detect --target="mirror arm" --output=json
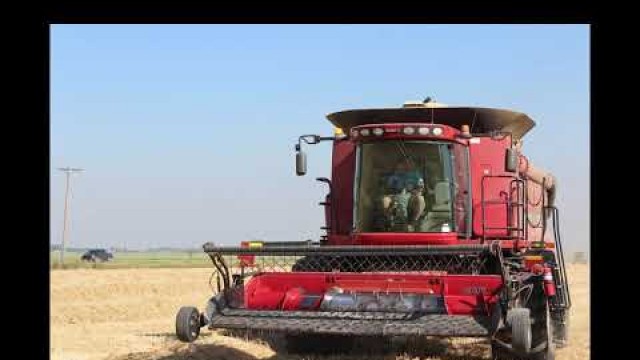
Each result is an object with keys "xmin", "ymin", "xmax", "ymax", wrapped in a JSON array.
[
  {"xmin": 295, "ymin": 134, "xmax": 337, "ymax": 161},
  {"xmin": 317, "ymin": 136, "xmax": 336, "ymax": 142},
  {"xmin": 298, "ymin": 135, "xmax": 336, "ymax": 146},
  {"xmin": 295, "ymin": 134, "xmax": 336, "ymax": 177}
]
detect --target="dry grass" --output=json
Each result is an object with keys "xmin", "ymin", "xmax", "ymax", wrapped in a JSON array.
[{"xmin": 51, "ymin": 264, "xmax": 589, "ymax": 360}]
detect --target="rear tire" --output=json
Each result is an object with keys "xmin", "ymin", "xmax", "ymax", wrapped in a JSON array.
[{"xmin": 176, "ymin": 306, "xmax": 200, "ymax": 343}]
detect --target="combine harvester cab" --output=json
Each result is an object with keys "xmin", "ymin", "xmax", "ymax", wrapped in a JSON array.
[{"xmin": 176, "ymin": 100, "xmax": 571, "ymax": 360}]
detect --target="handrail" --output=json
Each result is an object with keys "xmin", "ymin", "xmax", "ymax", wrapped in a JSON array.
[
  {"xmin": 203, "ymin": 243, "xmax": 491, "ymax": 255},
  {"xmin": 480, "ymin": 175, "xmax": 527, "ymax": 241}
]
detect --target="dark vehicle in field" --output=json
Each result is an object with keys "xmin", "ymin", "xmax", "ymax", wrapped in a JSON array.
[
  {"xmin": 81, "ymin": 249, "xmax": 113, "ymax": 262},
  {"xmin": 176, "ymin": 100, "xmax": 570, "ymax": 360}
]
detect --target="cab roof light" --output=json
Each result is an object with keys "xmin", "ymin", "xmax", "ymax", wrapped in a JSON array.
[
  {"xmin": 402, "ymin": 127, "xmax": 416, "ymax": 135},
  {"xmin": 460, "ymin": 124, "xmax": 471, "ymax": 138}
]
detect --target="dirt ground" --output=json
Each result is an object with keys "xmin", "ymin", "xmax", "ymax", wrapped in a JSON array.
[{"xmin": 51, "ymin": 264, "xmax": 589, "ymax": 360}]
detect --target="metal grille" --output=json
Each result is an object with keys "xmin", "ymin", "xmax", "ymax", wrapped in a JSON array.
[
  {"xmin": 204, "ymin": 243, "xmax": 501, "ymax": 294},
  {"xmin": 290, "ymin": 254, "xmax": 491, "ymax": 274},
  {"xmin": 209, "ymin": 310, "xmax": 492, "ymax": 336}
]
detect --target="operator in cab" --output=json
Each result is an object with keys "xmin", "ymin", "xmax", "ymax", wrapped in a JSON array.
[{"xmin": 380, "ymin": 161, "xmax": 427, "ymax": 232}]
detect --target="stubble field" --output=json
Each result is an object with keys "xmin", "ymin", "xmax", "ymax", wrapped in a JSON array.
[{"xmin": 51, "ymin": 264, "xmax": 588, "ymax": 360}]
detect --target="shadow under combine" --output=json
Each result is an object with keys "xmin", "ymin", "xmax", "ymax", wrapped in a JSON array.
[
  {"xmin": 109, "ymin": 344, "xmax": 263, "ymax": 360},
  {"xmin": 111, "ymin": 330, "xmax": 491, "ymax": 360}
]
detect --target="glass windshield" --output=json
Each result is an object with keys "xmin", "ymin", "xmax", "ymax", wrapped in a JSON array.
[{"xmin": 354, "ymin": 140, "xmax": 465, "ymax": 233}]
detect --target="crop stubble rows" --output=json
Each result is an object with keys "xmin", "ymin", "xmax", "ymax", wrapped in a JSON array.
[{"xmin": 51, "ymin": 264, "xmax": 589, "ymax": 360}]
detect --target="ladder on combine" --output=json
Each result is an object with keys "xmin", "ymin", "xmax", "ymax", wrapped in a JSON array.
[
  {"xmin": 480, "ymin": 174, "xmax": 571, "ymax": 311},
  {"xmin": 545, "ymin": 205, "xmax": 572, "ymax": 311},
  {"xmin": 480, "ymin": 175, "xmax": 527, "ymax": 241}
]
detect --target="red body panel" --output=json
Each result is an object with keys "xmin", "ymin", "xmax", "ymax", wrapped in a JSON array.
[
  {"xmin": 468, "ymin": 134, "xmax": 513, "ymax": 238},
  {"xmin": 353, "ymin": 232, "xmax": 460, "ymax": 245},
  {"xmin": 330, "ymin": 139, "xmax": 356, "ymax": 237},
  {"xmin": 244, "ymin": 272, "xmax": 503, "ymax": 315}
]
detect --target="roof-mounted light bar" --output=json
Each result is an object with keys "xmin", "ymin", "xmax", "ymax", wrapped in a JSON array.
[{"xmin": 351, "ymin": 124, "xmax": 449, "ymax": 139}]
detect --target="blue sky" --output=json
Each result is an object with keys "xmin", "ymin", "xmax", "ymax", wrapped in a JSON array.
[{"xmin": 50, "ymin": 24, "xmax": 589, "ymax": 252}]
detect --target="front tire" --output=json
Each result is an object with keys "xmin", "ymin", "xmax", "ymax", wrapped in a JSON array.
[
  {"xmin": 176, "ymin": 306, "xmax": 201, "ymax": 342},
  {"xmin": 551, "ymin": 310, "xmax": 569, "ymax": 348},
  {"xmin": 510, "ymin": 308, "xmax": 532, "ymax": 353},
  {"xmin": 532, "ymin": 305, "xmax": 555, "ymax": 360},
  {"xmin": 493, "ymin": 305, "xmax": 555, "ymax": 360}
]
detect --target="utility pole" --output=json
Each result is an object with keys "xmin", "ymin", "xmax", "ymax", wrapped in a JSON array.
[{"xmin": 58, "ymin": 167, "xmax": 84, "ymax": 265}]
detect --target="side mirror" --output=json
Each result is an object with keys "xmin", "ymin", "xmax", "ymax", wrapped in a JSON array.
[
  {"xmin": 505, "ymin": 148, "xmax": 518, "ymax": 172},
  {"xmin": 296, "ymin": 150, "xmax": 307, "ymax": 176}
]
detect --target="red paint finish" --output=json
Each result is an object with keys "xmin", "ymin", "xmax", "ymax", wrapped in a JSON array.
[
  {"xmin": 238, "ymin": 241, "xmax": 256, "ymax": 267},
  {"xmin": 468, "ymin": 134, "xmax": 514, "ymax": 238},
  {"xmin": 327, "ymin": 234, "xmax": 353, "ymax": 245},
  {"xmin": 281, "ymin": 287, "xmax": 306, "ymax": 310},
  {"xmin": 281, "ymin": 287, "xmax": 323, "ymax": 310},
  {"xmin": 329, "ymin": 138, "xmax": 356, "ymax": 238},
  {"xmin": 524, "ymin": 257, "xmax": 544, "ymax": 270},
  {"xmin": 543, "ymin": 267, "xmax": 556, "ymax": 296},
  {"xmin": 243, "ymin": 272, "xmax": 503, "ymax": 315},
  {"xmin": 530, "ymin": 264, "xmax": 544, "ymax": 275},
  {"xmin": 350, "ymin": 123, "xmax": 462, "ymax": 142},
  {"xmin": 330, "ymin": 274, "xmax": 446, "ymax": 294},
  {"xmin": 353, "ymin": 232, "xmax": 460, "ymax": 245}
]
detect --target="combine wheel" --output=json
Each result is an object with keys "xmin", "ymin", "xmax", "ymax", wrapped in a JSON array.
[
  {"xmin": 492, "ymin": 306, "xmax": 555, "ymax": 360},
  {"xmin": 532, "ymin": 306, "xmax": 555, "ymax": 360},
  {"xmin": 176, "ymin": 306, "xmax": 201, "ymax": 343},
  {"xmin": 510, "ymin": 308, "xmax": 532, "ymax": 353},
  {"xmin": 551, "ymin": 310, "xmax": 569, "ymax": 348}
]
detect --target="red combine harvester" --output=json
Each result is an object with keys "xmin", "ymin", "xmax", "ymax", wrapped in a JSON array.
[{"xmin": 176, "ymin": 100, "xmax": 571, "ymax": 359}]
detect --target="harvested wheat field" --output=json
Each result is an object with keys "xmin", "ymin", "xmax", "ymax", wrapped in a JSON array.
[{"xmin": 51, "ymin": 264, "xmax": 589, "ymax": 360}]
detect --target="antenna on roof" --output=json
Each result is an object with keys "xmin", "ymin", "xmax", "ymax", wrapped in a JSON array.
[{"xmin": 423, "ymin": 96, "xmax": 435, "ymax": 124}]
